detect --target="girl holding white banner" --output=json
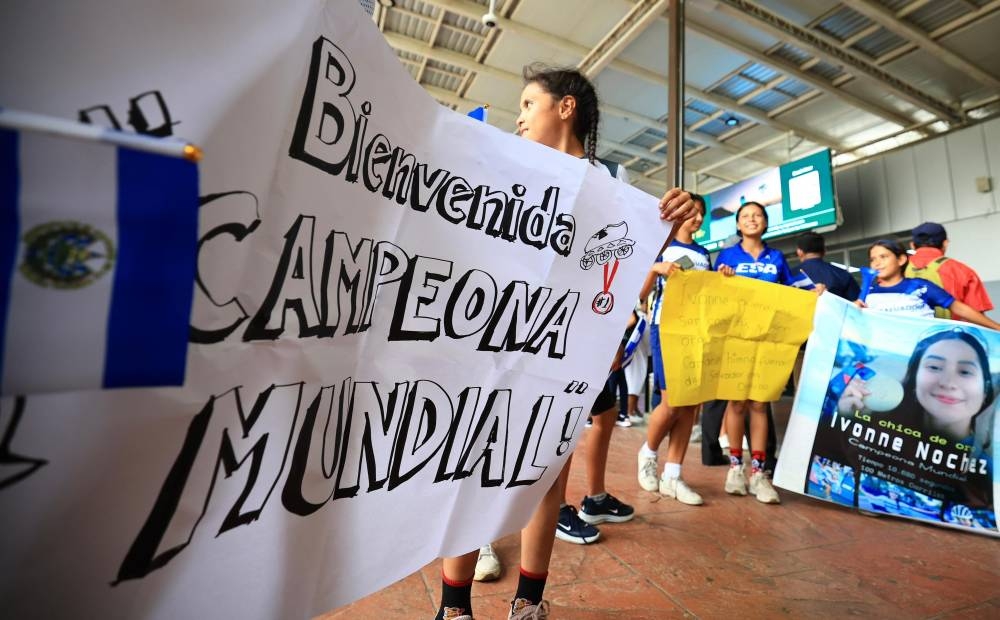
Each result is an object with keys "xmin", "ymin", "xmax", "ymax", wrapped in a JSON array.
[{"xmin": 435, "ymin": 66, "xmax": 696, "ymax": 620}]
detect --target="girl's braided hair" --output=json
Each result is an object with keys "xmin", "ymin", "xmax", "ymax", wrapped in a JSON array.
[{"xmin": 523, "ymin": 64, "xmax": 600, "ymax": 163}]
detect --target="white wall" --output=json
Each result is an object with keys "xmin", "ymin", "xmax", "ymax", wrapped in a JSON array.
[{"xmin": 830, "ymin": 116, "xmax": 1000, "ymax": 284}]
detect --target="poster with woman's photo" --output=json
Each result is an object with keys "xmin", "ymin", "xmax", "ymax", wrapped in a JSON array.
[{"xmin": 775, "ymin": 294, "xmax": 999, "ymax": 536}]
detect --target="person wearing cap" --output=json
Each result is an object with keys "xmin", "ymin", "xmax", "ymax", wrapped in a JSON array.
[{"xmin": 908, "ymin": 222, "xmax": 993, "ymax": 321}]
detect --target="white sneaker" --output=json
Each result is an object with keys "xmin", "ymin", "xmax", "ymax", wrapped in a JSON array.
[
  {"xmin": 725, "ymin": 465, "xmax": 748, "ymax": 495},
  {"xmin": 659, "ymin": 477, "xmax": 704, "ymax": 505},
  {"xmin": 750, "ymin": 471, "xmax": 781, "ymax": 504},
  {"xmin": 637, "ymin": 450, "xmax": 659, "ymax": 492},
  {"xmin": 473, "ymin": 543, "xmax": 501, "ymax": 581},
  {"xmin": 689, "ymin": 424, "xmax": 702, "ymax": 443},
  {"xmin": 615, "ymin": 414, "xmax": 632, "ymax": 428},
  {"xmin": 629, "ymin": 411, "xmax": 645, "ymax": 425},
  {"xmin": 718, "ymin": 434, "xmax": 730, "ymax": 449},
  {"xmin": 509, "ymin": 598, "xmax": 550, "ymax": 620}
]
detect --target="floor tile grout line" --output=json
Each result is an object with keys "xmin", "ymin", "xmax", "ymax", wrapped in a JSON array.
[{"xmin": 600, "ymin": 544, "xmax": 703, "ymax": 619}]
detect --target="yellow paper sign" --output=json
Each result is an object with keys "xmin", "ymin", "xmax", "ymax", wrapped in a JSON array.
[{"xmin": 659, "ymin": 270, "xmax": 817, "ymax": 405}]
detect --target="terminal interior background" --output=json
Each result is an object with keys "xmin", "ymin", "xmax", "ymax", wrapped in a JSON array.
[{"xmin": 366, "ymin": 0, "xmax": 1000, "ymax": 318}]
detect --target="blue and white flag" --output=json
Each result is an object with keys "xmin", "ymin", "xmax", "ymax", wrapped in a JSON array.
[
  {"xmin": 0, "ymin": 126, "xmax": 199, "ymax": 395},
  {"xmin": 467, "ymin": 105, "xmax": 489, "ymax": 122}
]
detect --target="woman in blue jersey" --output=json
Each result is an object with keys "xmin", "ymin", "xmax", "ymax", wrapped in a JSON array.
[
  {"xmin": 714, "ymin": 201, "xmax": 809, "ymax": 504},
  {"xmin": 636, "ymin": 194, "xmax": 712, "ymax": 505},
  {"xmin": 859, "ymin": 239, "xmax": 1000, "ymax": 330}
]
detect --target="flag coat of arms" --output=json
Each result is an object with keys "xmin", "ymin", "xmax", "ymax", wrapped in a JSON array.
[{"xmin": 0, "ymin": 127, "xmax": 199, "ymax": 395}]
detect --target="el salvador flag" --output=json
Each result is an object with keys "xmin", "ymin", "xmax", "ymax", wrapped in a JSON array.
[
  {"xmin": 0, "ymin": 126, "xmax": 199, "ymax": 395},
  {"xmin": 467, "ymin": 106, "xmax": 489, "ymax": 122}
]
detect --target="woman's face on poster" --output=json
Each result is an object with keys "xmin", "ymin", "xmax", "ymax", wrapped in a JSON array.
[{"xmin": 914, "ymin": 339, "xmax": 987, "ymax": 436}]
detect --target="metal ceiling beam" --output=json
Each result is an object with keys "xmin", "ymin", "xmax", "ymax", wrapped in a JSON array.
[
  {"xmin": 712, "ymin": 0, "xmax": 963, "ymax": 123},
  {"xmin": 697, "ymin": 132, "xmax": 791, "ymax": 174},
  {"xmin": 388, "ymin": 30, "xmax": 787, "ymax": 165},
  {"xmin": 685, "ymin": 21, "xmax": 914, "ymax": 129},
  {"xmin": 597, "ymin": 102, "xmax": 783, "ymax": 166},
  {"xmin": 685, "ymin": 84, "xmax": 838, "ymax": 150},
  {"xmin": 413, "ymin": 0, "xmax": 838, "ymax": 149},
  {"xmin": 421, "ymin": 84, "xmax": 776, "ymax": 177},
  {"xmin": 839, "ymin": 0, "xmax": 1000, "ymax": 91},
  {"xmin": 866, "ymin": 0, "xmax": 1000, "ymax": 67},
  {"xmin": 579, "ymin": 0, "xmax": 669, "ymax": 78}
]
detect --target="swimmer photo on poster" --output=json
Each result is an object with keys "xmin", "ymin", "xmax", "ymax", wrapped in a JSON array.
[{"xmin": 805, "ymin": 304, "xmax": 999, "ymax": 532}]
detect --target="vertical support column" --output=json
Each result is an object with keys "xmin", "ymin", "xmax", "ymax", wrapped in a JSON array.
[{"xmin": 667, "ymin": 0, "xmax": 685, "ymax": 189}]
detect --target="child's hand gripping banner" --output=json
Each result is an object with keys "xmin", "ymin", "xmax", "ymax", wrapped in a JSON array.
[
  {"xmin": 774, "ymin": 293, "xmax": 1000, "ymax": 537},
  {"xmin": 659, "ymin": 270, "xmax": 816, "ymax": 405}
]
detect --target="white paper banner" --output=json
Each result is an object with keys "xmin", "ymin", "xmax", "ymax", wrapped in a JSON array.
[{"xmin": 0, "ymin": 1, "xmax": 669, "ymax": 617}]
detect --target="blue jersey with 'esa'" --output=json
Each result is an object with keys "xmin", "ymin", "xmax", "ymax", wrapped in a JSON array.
[{"xmin": 715, "ymin": 243, "xmax": 796, "ymax": 285}]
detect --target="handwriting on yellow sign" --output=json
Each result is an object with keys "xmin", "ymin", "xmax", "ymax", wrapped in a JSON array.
[{"xmin": 659, "ymin": 271, "xmax": 816, "ymax": 406}]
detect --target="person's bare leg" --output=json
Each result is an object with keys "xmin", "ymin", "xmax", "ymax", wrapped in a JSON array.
[
  {"xmin": 724, "ymin": 400, "xmax": 747, "ymax": 452},
  {"xmin": 748, "ymin": 400, "xmax": 769, "ymax": 454},
  {"xmin": 438, "ymin": 550, "xmax": 479, "ymax": 618},
  {"xmin": 586, "ymin": 408, "xmax": 616, "ymax": 496},
  {"xmin": 664, "ymin": 405, "xmax": 696, "ymax": 464},
  {"xmin": 441, "ymin": 551, "xmax": 478, "ymax": 582},
  {"xmin": 644, "ymin": 392, "xmax": 676, "ymax": 452},
  {"xmin": 627, "ymin": 394, "xmax": 639, "ymax": 417},
  {"xmin": 521, "ymin": 457, "xmax": 570, "ymax": 574}
]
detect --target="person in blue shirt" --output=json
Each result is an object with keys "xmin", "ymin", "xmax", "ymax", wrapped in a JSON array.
[
  {"xmin": 714, "ymin": 201, "xmax": 817, "ymax": 504},
  {"xmin": 794, "ymin": 231, "xmax": 859, "ymax": 301},
  {"xmin": 859, "ymin": 239, "xmax": 1000, "ymax": 330}
]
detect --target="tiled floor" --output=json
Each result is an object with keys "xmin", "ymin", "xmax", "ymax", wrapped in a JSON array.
[{"xmin": 319, "ymin": 400, "xmax": 1000, "ymax": 619}]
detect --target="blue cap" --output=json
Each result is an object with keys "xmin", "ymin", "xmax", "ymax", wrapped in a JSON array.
[{"xmin": 911, "ymin": 222, "xmax": 946, "ymax": 245}]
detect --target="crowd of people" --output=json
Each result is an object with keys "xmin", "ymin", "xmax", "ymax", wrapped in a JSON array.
[{"xmin": 433, "ymin": 64, "xmax": 997, "ymax": 620}]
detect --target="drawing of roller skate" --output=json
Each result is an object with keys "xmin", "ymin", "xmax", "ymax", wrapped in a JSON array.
[{"xmin": 579, "ymin": 221, "xmax": 635, "ymax": 270}]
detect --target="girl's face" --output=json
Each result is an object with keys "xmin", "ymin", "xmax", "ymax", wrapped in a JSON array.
[
  {"xmin": 680, "ymin": 205, "xmax": 704, "ymax": 234},
  {"xmin": 914, "ymin": 339, "xmax": 987, "ymax": 436},
  {"xmin": 516, "ymin": 82, "xmax": 564, "ymax": 149},
  {"xmin": 736, "ymin": 204, "xmax": 766, "ymax": 237},
  {"xmin": 869, "ymin": 245, "xmax": 906, "ymax": 279}
]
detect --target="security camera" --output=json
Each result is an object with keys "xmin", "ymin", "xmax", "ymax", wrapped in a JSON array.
[{"xmin": 482, "ymin": 0, "xmax": 498, "ymax": 28}]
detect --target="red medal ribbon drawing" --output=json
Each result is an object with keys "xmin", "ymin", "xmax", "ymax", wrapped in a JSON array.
[
  {"xmin": 592, "ymin": 259, "xmax": 619, "ymax": 315},
  {"xmin": 580, "ymin": 221, "xmax": 634, "ymax": 315}
]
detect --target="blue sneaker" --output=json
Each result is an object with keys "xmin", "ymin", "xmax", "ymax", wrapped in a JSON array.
[
  {"xmin": 555, "ymin": 504, "xmax": 600, "ymax": 544},
  {"xmin": 579, "ymin": 493, "xmax": 635, "ymax": 524}
]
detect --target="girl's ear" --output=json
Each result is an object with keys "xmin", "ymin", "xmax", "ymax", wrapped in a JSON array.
[
  {"xmin": 897, "ymin": 254, "xmax": 908, "ymax": 268},
  {"xmin": 558, "ymin": 95, "xmax": 577, "ymax": 120}
]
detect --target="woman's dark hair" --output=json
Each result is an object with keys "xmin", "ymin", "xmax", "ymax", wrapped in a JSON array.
[
  {"xmin": 523, "ymin": 64, "xmax": 600, "ymax": 163},
  {"xmin": 691, "ymin": 193, "xmax": 706, "ymax": 215},
  {"xmin": 894, "ymin": 328, "xmax": 994, "ymax": 444},
  {"xmin": 735, "ymin": 201, "xmax": 767, "ymax": 235},
  {"xmin": 869, "ymin": 238, "xmax": 907, "ymax": 263}
]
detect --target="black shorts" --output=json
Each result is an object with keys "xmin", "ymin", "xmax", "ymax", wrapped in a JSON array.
[{"xmin": 590, "ymin": 382, "xmax": 616, "ymax": 415}]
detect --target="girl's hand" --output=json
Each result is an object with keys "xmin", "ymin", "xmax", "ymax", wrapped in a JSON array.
[
  {"xmin": 814, "ymin": 283, "xmax": 827, "ymax": 296},
  {"xmin": 718, "ymin": 265, "xmax": 735, "ymax": 277},
  {"xmin": 651, "ymin": 261, "xmax": 679, "ymax": 277},
  {"xmin": 854, "ymin": 300, "xmax": 868, "ymax": 309},
  {"xmin": 659, "ymin": 187, "xmax": 695, "ymax": 222},
  {"xmin": 838, "ymin": 377, "xmax": 871, "ymax": 414}
]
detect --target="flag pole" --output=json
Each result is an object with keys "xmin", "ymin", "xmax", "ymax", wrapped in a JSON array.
[{"xmin": 0, "ymin": 108, "xmax": 202, "ymax": 162}]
